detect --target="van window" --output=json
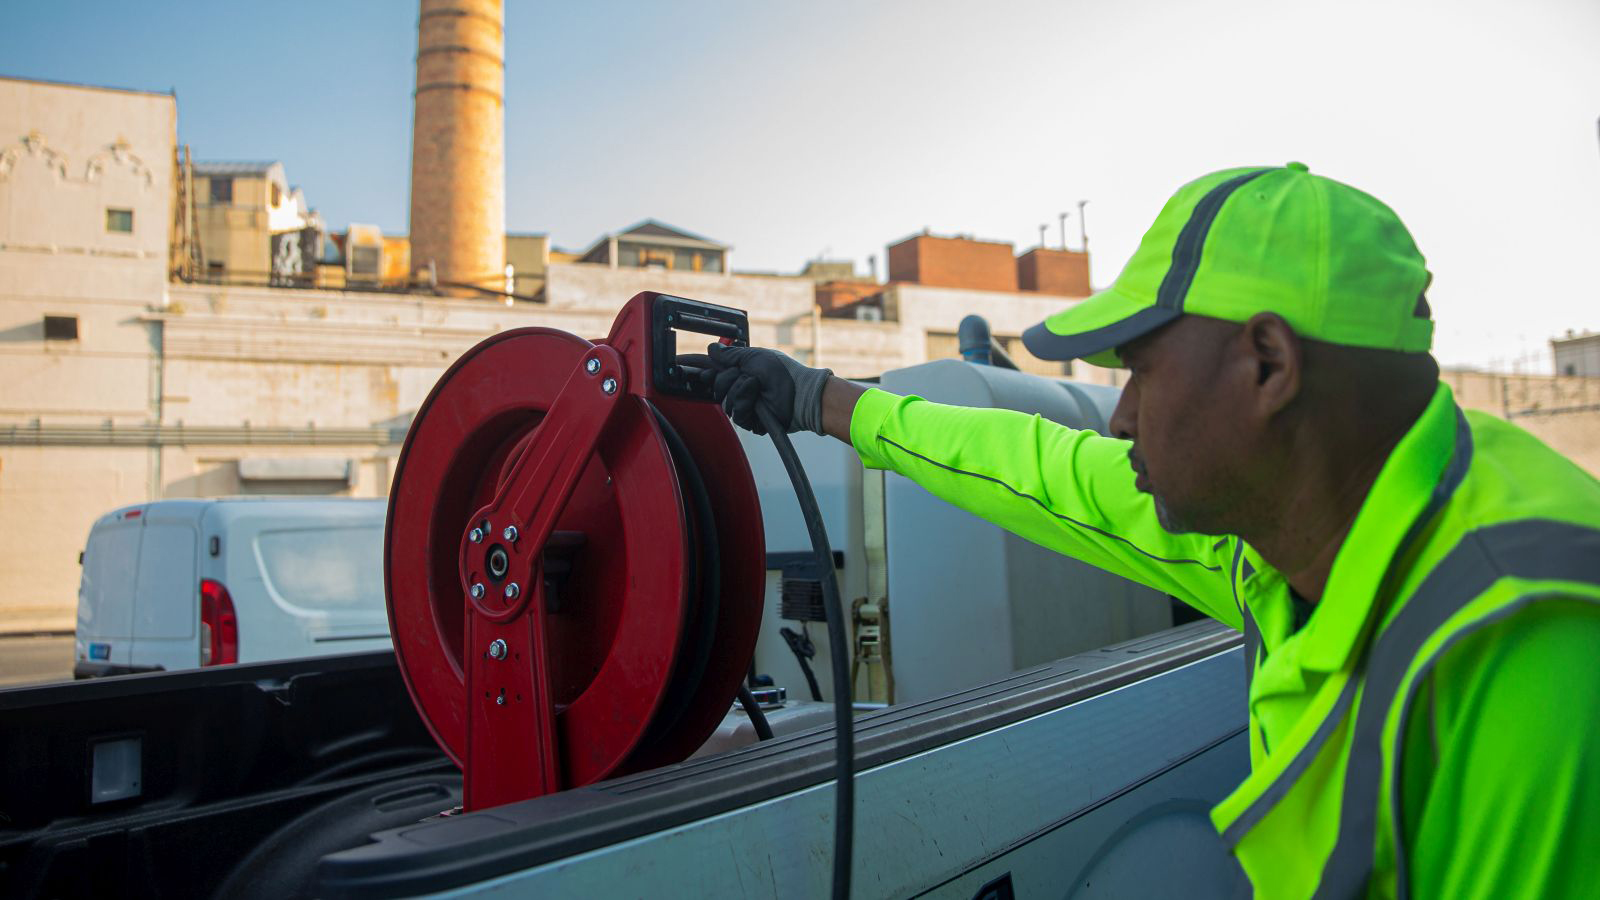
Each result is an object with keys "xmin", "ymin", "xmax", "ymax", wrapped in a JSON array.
[
  {"xmin": 256, "ymin": 526, "xmax": 385, "ymax": 612},
  {"xmin": 135, "ymin": 523, "xmax": 198, "ymax": 638},
  {"xmin": 83, "ymin": 523, "xmax": 142, "ymax": 639}
]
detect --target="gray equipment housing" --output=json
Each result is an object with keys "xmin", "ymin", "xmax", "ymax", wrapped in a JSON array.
[
  {"xmin": 736, "ymin": 360, "xmax": 1174, "ymax": 706},
  {"xmin": 876, "ymin": 360, "xmax": 1173, "ymax": 702}
]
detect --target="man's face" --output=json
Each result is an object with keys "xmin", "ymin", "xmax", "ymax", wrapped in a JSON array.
[{"xmin": 1107, "ymin": 316, "xmax": 1258, "ymax": 535}]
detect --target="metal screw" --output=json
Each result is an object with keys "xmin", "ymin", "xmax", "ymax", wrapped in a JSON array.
[
  {"xmin": 488, "ymin": 638, "xmax": 507, "ymax": 660},
  {"xmin": 470, "ymin": 583, "xmax": 485, "ymax": 599},
  {"xmin": 468, "ymin": 527, "xmax": 484, "ymax": 544},
  {"xmin": 502, "ymin": 524, "xmax": 519, "ymax": 543},
  {"xmin": 585, "ymin": 357, "xmax": 601, "ymax": 375},
  {"xmin": 504, "ymin": 582, "xmax": 520, "ymax": 599},
  {"xmin": 601, "ymin": 377, "xmax": 618, "ymax": 395},
  {"xmin": 495, "ymin": 693, "xmax": 506, "ymax": 706}
]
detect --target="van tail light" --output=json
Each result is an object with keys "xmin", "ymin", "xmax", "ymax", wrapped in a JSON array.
[{"xmin": 200, "ymin": 578, "xmax": 238, "ymax": 666}]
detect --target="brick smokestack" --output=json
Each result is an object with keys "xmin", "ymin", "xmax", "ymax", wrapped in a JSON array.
[{"xmin": 409, "ymin": 0, "xmax": 505, "ymax": 295}]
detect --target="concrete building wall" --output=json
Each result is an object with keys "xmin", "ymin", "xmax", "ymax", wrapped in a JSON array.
[
  {"xmin": 0, "ymin": 79, "xmax": 173, "ymax": 259},
  {"xmin": 0, "ymin": 77, "xmax": 175, "ymax": 630},
  {"xmin": 1442, "ymin": 368, "xmax": 1600, "ymax": 474},
  {"xmin": 1552, "ymin": 332, "xmax": 1600, "ymax": 377}
]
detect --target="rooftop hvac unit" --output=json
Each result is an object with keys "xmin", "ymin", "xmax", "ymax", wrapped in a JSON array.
[
  {"xmin": 345, "ymin": 223, "xmax": 384, "ymax": 281},
  {"xmin": 855, "ymin": 305, "xmax": 883, "ymax": 322}
]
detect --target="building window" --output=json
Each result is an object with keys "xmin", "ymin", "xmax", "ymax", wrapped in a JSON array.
[
  {"xmin": 674, "ymin": 250, "xmax": 695, "ymax": 271},
  {"xmin": 43, "ymin": 315, "xmax": 79, "ymax": 341},
  {"xmin": 105, "ymin": 208, "xmax": 133, "ymax": 233},
  {"xmin": 270, "ymin": 182, "xmax": 282, "ymax": 207},
  {"xmin": 207, "ymin": 261, "xmax": 226, "ymax": 279},
  {"xmin": 618, "ymin": 245, "xmax": 640, "ymax": 267},
  {"xmin": 210, "ymin": 177, "xmax": 233, "ymax": 203},
  {"xmin": 702, "ymin": 253, "xmax": 723, "ymax": 273}
]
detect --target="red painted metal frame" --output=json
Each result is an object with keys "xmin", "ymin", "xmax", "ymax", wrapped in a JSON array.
[{"xmin": 384, "ymin": 293, "xmax": 766, "ymax": 811}]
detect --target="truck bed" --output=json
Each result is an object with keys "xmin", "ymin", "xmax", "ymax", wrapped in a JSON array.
[{"xmin": 1, "ymin": 620, "xmax": 1246, "ymax": 899}]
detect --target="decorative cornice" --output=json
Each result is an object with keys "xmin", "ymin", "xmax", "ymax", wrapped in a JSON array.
[{"xmin": 0, "ymin": 132, "xmax": 153, "ymax": 187}]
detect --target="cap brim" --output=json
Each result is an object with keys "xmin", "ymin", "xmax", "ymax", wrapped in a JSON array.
[{"xmin": 1021, "ymin": 288, "xmax": 1179, "ymax": 368}]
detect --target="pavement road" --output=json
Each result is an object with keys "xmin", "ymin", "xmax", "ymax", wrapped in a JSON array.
[{"xmin": 0, "ymin": 634, "xmax": 75, "ymax": 688}]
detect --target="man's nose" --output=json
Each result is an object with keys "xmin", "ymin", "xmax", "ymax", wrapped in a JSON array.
[{"xmin": 1109, "ymin": 381, "xmax": 1138, "ymax": 441}]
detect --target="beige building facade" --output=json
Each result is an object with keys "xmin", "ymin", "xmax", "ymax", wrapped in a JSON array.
[
  {"xmin": 2, "ymin": 76, "xmax": 1596, "ymax": 635},
  {"xmin": 0, "ymin": 76, "xmax": 175, "ymax": 631}
]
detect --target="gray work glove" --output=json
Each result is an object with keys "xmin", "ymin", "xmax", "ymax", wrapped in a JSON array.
[{"xmin": 679, "ymin": 344, "xmax": 832, "ymax": 436}]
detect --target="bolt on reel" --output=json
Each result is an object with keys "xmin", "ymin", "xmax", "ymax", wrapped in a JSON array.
[{"xmin": 385, "ymin": 292, "xmax": 766, "ymax": 811}]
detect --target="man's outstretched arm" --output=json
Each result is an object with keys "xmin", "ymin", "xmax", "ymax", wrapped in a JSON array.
[{"xmin": 694, "ymin": 346, "xmax": 1240, "ymax": 623}]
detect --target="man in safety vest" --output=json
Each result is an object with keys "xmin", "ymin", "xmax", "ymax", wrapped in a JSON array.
[{"xmin": 692, "ymin": 163, "xmax": 1600, "ymax": 898}]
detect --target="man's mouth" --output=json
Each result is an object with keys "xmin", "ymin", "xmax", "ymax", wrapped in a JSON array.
[{"xmin": 1129, "ymin": 451, "xmax": 1151, "ymax": 494}]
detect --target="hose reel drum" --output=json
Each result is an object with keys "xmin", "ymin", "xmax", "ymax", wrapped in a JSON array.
[{"xmin": 384, "ymin": 293, "xmax": 767, "ymax": 811}]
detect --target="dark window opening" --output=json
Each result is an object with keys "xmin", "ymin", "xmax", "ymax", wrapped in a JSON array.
[
  {"xmin": 43, "ymin": 315, "xmax": 79, "ymax": 341},
  {"xmin": 209, "ymin": 177, "xmax": 233, "ymax": 203},
  {"xmin": 207, "ymin": 261, "xmax": 226, "ymax": 278},
  {"xmin": 105, "ymin": 208, "xmax": 133, "ymax": 233}
]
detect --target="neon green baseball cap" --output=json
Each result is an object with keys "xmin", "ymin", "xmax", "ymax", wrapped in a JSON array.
[{"xmin": 1022, "ymin": 163, "xmax": 1434, "ymax": 368}]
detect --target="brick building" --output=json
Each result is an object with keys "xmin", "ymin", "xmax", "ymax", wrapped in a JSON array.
[
  {"xmin": 1016, "ymin": 246, "xmax": 1090, "ymax": 296},
  {"xmin": 887, "ymin": 232, "xmax": 1018, "ymax": 292}
]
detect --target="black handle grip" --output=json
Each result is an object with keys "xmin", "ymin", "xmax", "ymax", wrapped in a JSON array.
[{"xmin": 651, "ymin": 294, "xmax": 750, "ymax": 399}]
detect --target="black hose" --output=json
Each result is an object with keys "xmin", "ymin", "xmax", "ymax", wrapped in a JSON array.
[
  {"xmin": 641, "ymin": 402, "xmax": 721, "ymax": 746},
  {"xmin": 736, "ymin": 684, "xmax": 776, "ymax": 741},
  {"xmin": 756, "ymin": 405, "xmax": 853, "ymax": 900},
  {"xmin": 780, "ymin": 625, "xmax": 824, "ymax": 702}
]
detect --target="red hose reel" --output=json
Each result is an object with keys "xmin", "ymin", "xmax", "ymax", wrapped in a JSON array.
[{"xmin": 384, "ymin": 293, "xmax": 766, "ymax": 811}]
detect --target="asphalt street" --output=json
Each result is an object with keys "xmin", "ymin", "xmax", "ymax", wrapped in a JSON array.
[{"xmin": 0, "ymin": 634, "xmax": 74, "ymax": 688}]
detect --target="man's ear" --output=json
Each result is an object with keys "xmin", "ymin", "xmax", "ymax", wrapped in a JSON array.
[{"xmin": 1240, "ymin": 312, "xmax": 1301, "ymax": 417}]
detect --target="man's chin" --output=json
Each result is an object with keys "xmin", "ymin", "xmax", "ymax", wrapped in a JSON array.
[{"xmin": 1152, "ymin": 494, "xmax": 1198, "ymax": 535}]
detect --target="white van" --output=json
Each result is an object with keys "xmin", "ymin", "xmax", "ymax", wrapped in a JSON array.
[{"xmin": 75, "ymin": 497, "xmax": 392, "ymax": 678}]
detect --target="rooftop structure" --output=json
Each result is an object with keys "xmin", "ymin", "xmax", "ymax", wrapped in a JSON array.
[{"xmin": 577, "ymin": 219, "xmax": 730, "ymax": 275}]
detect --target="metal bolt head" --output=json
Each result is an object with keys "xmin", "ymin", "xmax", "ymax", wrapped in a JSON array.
[
  {"xmin": 488, "ymin": 638, "xmax": 507, "ymax": 660},
  {"xmin": 504, "ymin": 582, "xmax": 520, "ymax": 599},
  {"xmin": 502, "ymin": 524, "xmax": 518, "ymax": 543},
  {"xmin": 468, "ymin": 527, "xmax": 484, "ymax": 544},
  {"xmin": 601, "ymin": 377, "xmax": 618, "ymax": 395},
  {"xmin": 470, "ymin": 583, "xmax": 485, "ymax": 600},
  {"xmin": 585, "ymin": 357, "xmax": 601, "ymax": 375},
  {"xmin": 495, "ymin": 694, "xmax": 506, "ymax": 706}
]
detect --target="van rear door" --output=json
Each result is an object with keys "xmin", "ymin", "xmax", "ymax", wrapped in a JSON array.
[
  {"xmin": 128, "ymin": 507, "xmax": 199, "ymax": 672},
  {"xmin": 76, "ymin": 512, "xmax": 142, "ymax": 671}
]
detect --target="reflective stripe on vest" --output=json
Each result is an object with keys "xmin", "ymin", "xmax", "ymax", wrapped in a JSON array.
[
  {"xmin": 1313, "ymin": 519, "xmax": 1600, "ymax": 899},
  {"xmin": 1222, "ymin": 409, "xmax": 1474, "ymax": 846}
]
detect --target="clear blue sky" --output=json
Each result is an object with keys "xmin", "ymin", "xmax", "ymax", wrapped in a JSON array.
[{"xmin": 3, "ymin": 0, "xmax": 1597, "ymax": 369}]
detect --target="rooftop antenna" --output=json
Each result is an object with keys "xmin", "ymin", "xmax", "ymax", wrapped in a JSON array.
[
  {"xmin": 1077, "ymin": 199, "xmax": 1090, "ymax": 253},
  {"xmin": 1058, "ymin": 212, "xmax": 1069, "ymax": 250},
  {"xmin": 1038, "ymin": 223, "xmax": 1048, "ymax": 249}
]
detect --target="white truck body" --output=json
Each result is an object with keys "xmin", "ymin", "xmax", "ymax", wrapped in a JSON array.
[{"xmin": 74, "ymin": 497, "xmax": 392, "ymax": 677}]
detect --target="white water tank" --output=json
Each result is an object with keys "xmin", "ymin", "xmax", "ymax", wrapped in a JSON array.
[{"xmin": 877, "ymin": 360, "xmax": 1173, "ymax": 702}]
